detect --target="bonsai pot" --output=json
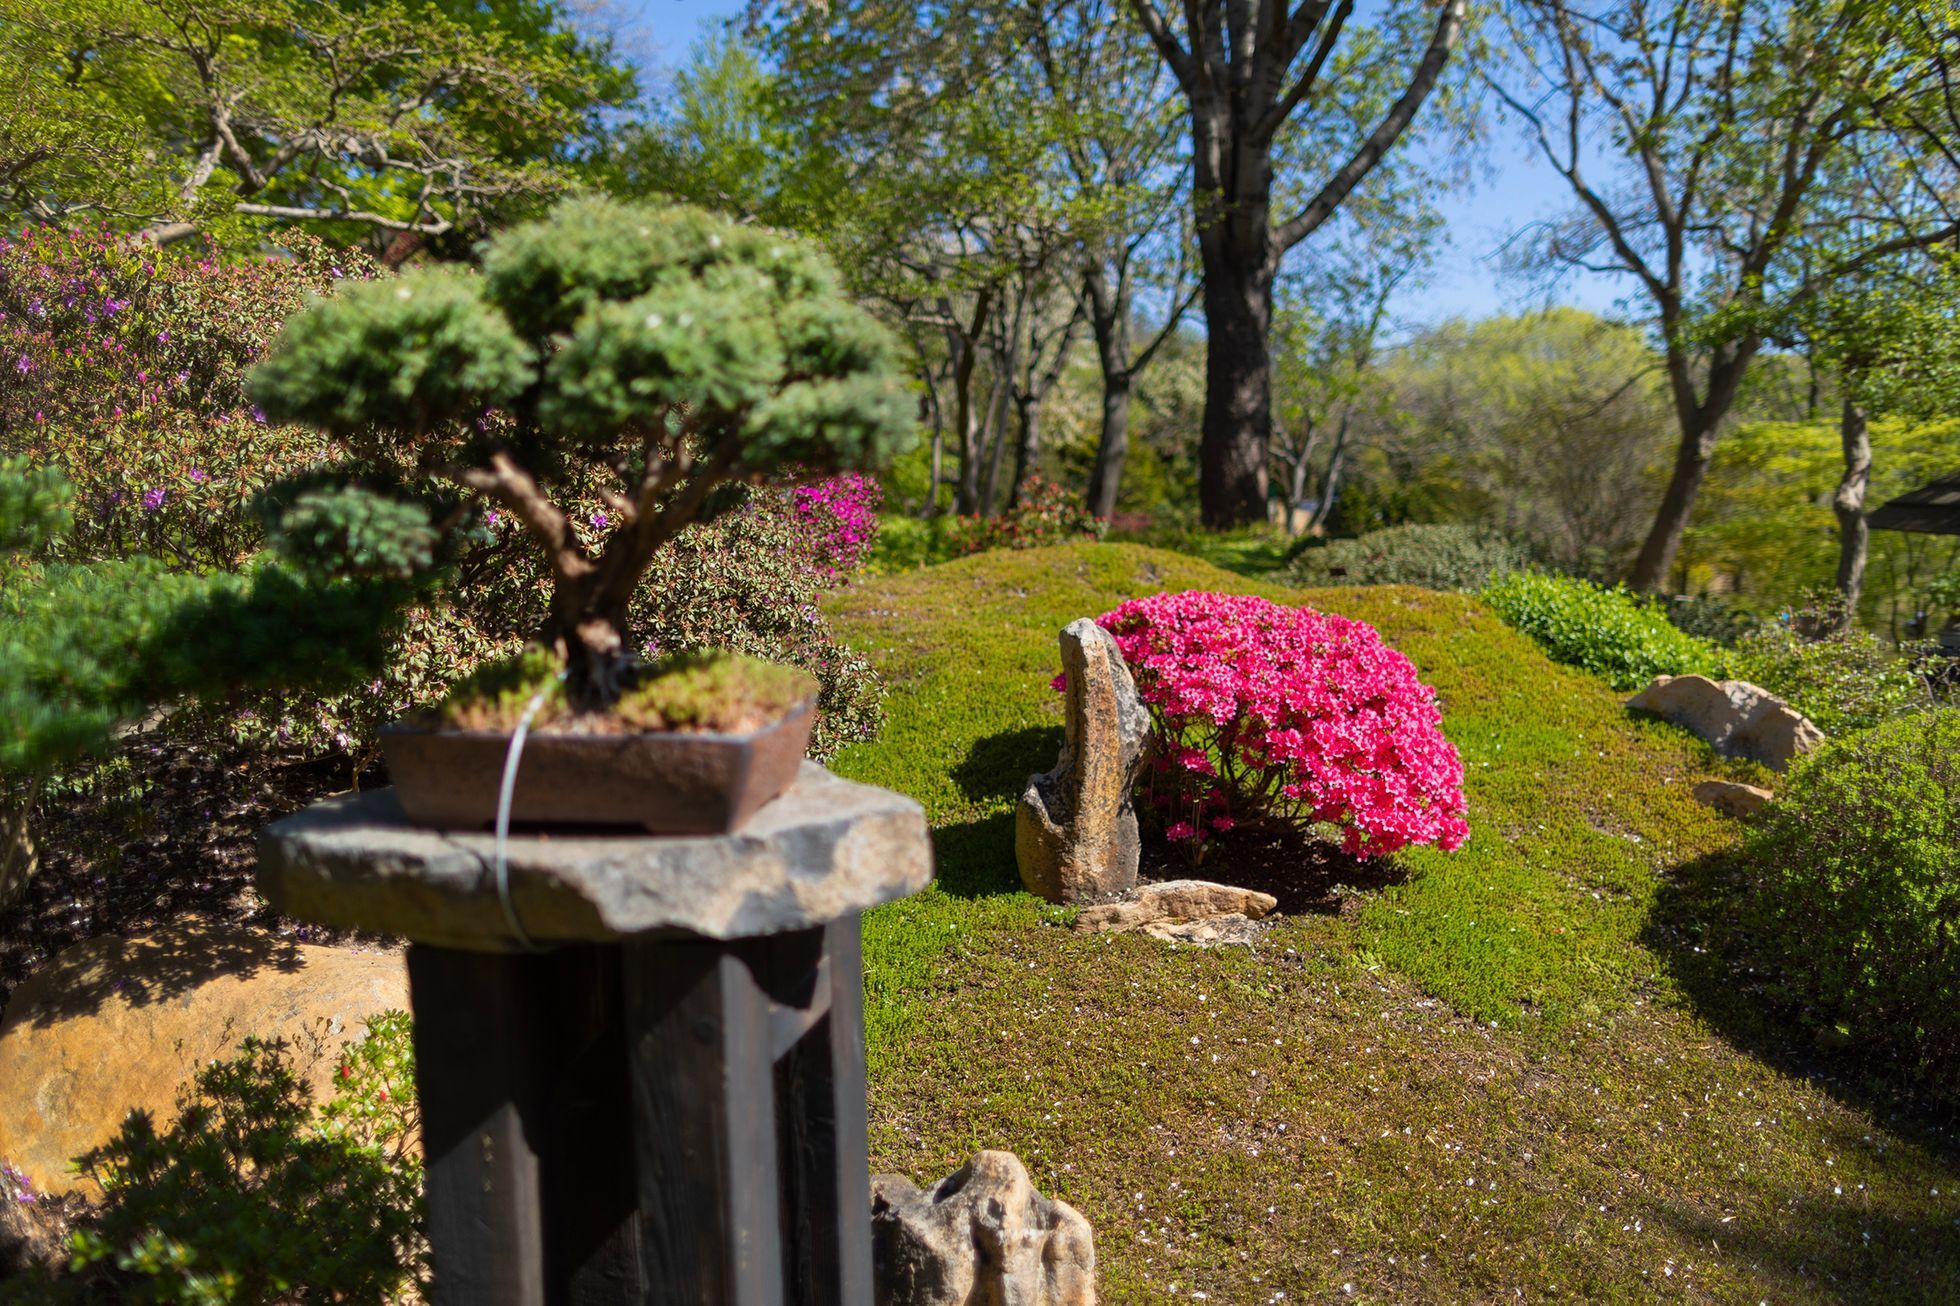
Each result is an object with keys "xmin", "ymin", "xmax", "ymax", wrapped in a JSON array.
[{"xmin": 379, "ymin": 698, "xmax": 815, "ymax": 835}]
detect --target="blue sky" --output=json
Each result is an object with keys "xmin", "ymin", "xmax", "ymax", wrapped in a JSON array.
[{"xmin": 612, "ymin": 0, "xmax": 1630, "ymax": 328}]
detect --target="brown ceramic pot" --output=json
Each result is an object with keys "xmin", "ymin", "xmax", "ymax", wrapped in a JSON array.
[{"xmin": 378, "ymin": 699, "xmax": 815, "ymax": 834}]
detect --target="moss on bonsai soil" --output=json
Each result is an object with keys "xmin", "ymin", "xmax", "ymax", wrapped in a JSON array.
[{"xmin": 439, "ymin": 648, "xmax": 817, "ymax": 735}]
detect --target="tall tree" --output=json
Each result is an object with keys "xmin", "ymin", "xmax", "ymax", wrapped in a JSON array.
[
  {"xmin": 1493, "ymin": 0, "xmax": 1960, "ymax": 590},
  {"xmin": 2, "ymin": 0, "xmax": 631, "ymax": 250},
  {"xmin": 1127, "ymin": 0, "xmax": 1469, "ymax": 526},
  {"xmin": 1020, "ymin": 0, "xmax": 1196, "ymax": 519}
]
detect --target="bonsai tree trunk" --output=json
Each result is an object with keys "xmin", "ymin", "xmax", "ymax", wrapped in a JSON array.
[{"xmin": 1834, "ymin": 392, "xmax": 1873, "ymax": 619}]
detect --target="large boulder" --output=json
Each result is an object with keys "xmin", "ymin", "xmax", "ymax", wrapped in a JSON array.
[
  {"xmin": 870, "ymin": 1150, "xmax": 1096, "ymax": 1306},
  {"xmin": 1016, "ymin": 619, "xmax": 1150, "ymax": 904},
  {"xmin": 0, "ymin": 921, "xmax": 408, "ymax": 1197},
  {"xmin": 1627, "ymin": 674, "xmax": 1823, "ymax": 772}
]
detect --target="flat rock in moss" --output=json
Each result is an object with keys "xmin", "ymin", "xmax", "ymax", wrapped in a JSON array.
[
  {"xmin": 257, "ymin": 762, "xmax": 931, "ymax": 950},
  {"xmin": 1628, "ymin": 674, "xmax": 1823, "ymax": 772},
  {"xmin": 1073, "ymin": 879, "xmax": 1277, "ymax": 935},
  {"xmin": 1692, "ymin": 778, "xmax": 1774, "ymax": 819}
]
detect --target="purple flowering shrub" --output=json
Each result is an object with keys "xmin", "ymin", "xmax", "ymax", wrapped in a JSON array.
[
  {"xmin": 790, "ymin": 471, "xmax": 882, "ymax": 576},
  {"xmin": 633, "ymin": 484, "xmax": 884, "ymax": 761},
  {"xmin": 0, "ymin": 223, "xmax": 887, "ymax": 768},
  {"xmin": 0, "ymin": 225, "xmax": 368, "ymax": 572}
]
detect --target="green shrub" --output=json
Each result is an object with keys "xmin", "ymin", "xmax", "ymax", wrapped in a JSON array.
[
  {"xmin": 1730, "ymin": 593, "xmax": 1929, "ymax": 733},
  {"xmin": 2, "ymin": 1013, "xmax": 424, "ymax": 1303},
  {"xmin": 1665, "ymin": 593, "xmax": 1759, "ymax": 647},
  {"xmin": 1288, "ymin": 524, "xmax": 1538, "ymax": 591},
  {"xmin": 1728, "ymin": 710, "xmax": 1960, "ymax": 1106},
  {"xmin": 1481, "ymin": 572, "xmax": 1726, "ymax": 690}
]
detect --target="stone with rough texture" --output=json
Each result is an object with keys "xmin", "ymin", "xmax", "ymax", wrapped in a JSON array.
[
  {"xmin": 1016, "ymin": 620, "xmax": 1150, "ymax": 904},
  {"xmin": 0, "ymin": 922, "xmax": 407, "ymax": 1197},
  {"xmin": 1693, "ymin": 778, "xmax": 1774, "ymax": 819},
  {"xmin": 1072, "ymin": 879, "xmax": 1278, "ymax": 934},
  {"xmin": 870, "ymin": 1150, "xmax": 1096, "ymax": 1306},
  {"xmin": 256, "ymin": 761, "xmax": 932, "ymax": 951},
  {"xmin": 1141, "ymin": 913, "xmax": 1266, "ymax": 947},
  {"xmin": 1628, "ymin": 675, "xmax": 1824, "ymax": 772}
]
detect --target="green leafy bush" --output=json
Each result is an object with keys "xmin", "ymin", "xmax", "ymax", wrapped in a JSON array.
[
  {"xmin": 1725, "ymin": 711, "xmax": 1960, "ymax": 1107},
  {"xmin": 1729, "ymin": 593, "xmax": 1929, "ymax": 733},
  {"xmin": 1288, "ymin": 524, "xmax": 1538, "ymax": 591},
  {"xmin": 1481, "ymin": 572, "xmax": 1726, "ymax": 690},
  {"xmin": 2, "ymin": 1013, "xmax": 424, "ymax": 1303},
  {"xmin": 1665, "ymin": 593, "xmax": 1759, "ymax": 647}
]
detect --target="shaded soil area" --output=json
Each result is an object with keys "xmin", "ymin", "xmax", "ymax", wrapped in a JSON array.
[
  {"xmin": 1137, "ymin": 818, "xmax": 1407, "ymax": 917},
  {"xmin": 0, "ymin": 738, "xmax": 382, "ymax": 1011}
]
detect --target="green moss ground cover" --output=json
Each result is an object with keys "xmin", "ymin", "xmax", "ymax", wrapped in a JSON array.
[{"xmin": 827, "ymin": 541, "xmax": 1960, "ymax": 1303}]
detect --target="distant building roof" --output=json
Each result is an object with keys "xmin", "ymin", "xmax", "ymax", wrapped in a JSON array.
[{"xmin": 1869, "ymin": 472, "xmax": 1960, "ymax": 535}]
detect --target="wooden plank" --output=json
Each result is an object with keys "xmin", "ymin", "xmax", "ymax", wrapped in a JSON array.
[
  {"xmin": 774, "ymin": 917, "xmax": 875, "ymax": 1305},
  {"xmin": 624, "ymin": 941, "xmax": 787, "ymax": 1304},
  {"xmin": 408, "ymin": 946, "xmax": 547, "ymax": 1306},
  {"xmin": 537, "ymin": 946, "xmax": 643, "ymax": 1305}
]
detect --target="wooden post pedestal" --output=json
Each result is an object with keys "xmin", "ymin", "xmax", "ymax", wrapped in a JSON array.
[{"xmin": 257, "ymin": 764, "xmax": 931, "ymax": 1306}]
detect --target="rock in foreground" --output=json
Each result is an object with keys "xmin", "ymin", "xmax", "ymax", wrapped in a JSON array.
[
  {"xmin": 871, "ymin": 1150, "xmax": 1096, "ymax": 1306},
  {"xmin": 1628, "ymin": 675, "xmax": 1823, "ymax": 772},
  {"xmin": 0, "ymin": 922, "xmax": 406, "ymax": 1197}
]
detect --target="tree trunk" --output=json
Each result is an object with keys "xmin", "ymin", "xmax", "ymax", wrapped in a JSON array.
[
  {"xmin": 979, "ymin": 379, "xmax": 1013, "ymax": 518},
  {"xmin": 1198, "ymin": 247, "xmax": 1274, "ymax": 528},
  {"xmin": 1087, "ymin": 371, "xmax": 1133, "ymax": 522},
  {"xmin": 1306, "ymin": 409, "xmax": 1352, "ymax": 534},
  {"xmin": 0, "ymin": 775, "xmax": 40, "ymax": 912},
  {"xmin": 1627, "ymin": 417, "xmax": 1718, "ymax": 592},
  {"xmin": 1007, "ymin": 395, "xmax": 1040, "ymax": 510},
  {"xmin": 1834, "ymin": 393, "xmax": 1872, "ymax": 619}
]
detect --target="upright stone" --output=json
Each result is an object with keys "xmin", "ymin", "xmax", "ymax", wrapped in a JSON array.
[{"xmin": 1015, "ymin": 619, "xmax": 1149, "ymax": 903}]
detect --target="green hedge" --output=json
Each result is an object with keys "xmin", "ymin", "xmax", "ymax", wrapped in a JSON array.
[
  {"xmin": 1480, "ymin": 572, "xmax": 1726, "ymax": 690},
  {"xmin": 1289, "ymin": 524, "xmax": 1537, "ymax": 592},
  {"xmin": 1729, "ymin": 710, "xmax": 1960, "ymax": 1106}
]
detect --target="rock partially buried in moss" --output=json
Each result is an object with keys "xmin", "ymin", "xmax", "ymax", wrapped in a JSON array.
[
  {"xmin": 870, "ymin": 1150, "xmax": 1096, "ymax": 1306},
  {"xmin": 1073, "ymin": 879, "xmax": 1278, "ymax": 937},
  {"xmin": 1692, "ymin": 778, "xmax": 1774, "ymax": 819},
  {"xmin": 1628, "ymin": 674, "xmax": 1823, "ymax": 772}
]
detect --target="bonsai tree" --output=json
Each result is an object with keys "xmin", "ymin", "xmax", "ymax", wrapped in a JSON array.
[{"xmin": 248, "ymin": 199, "xmax": 915, "ymax": 710}]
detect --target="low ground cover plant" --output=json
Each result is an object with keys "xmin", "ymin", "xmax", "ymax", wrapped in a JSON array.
[
  {"xmin": 1288, "ymin": 523, "xmax": 1538, "ymax": 592},
  {"xmin": 1090, "ymin": 590, "xmax": 1469, "ymax": 863},
  {"xmin": 1481, "ymin": 571, "xmax": 1726, "ymax": 690},
  {"xmin": 1718, "ymin": 710, "xmax": 1960, "ymax": 1107}
]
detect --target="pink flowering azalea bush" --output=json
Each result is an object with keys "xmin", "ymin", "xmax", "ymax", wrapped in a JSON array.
[
  {"xmin": 790, "ymin": 470, "xmax": 883, "ymax": 576},
  {"xmin": 1090, "ymin": 591, "xmax": 1469, "ymax": 863}
]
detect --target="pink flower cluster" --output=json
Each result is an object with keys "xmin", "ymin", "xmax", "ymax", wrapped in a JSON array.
[
  {"xmin": 1089, "ymin": 591, "xmax": 1469, "ymax": 863},
  {"xmin": 790, "ymin": 471, "xmax": 882, "ymax": 576}
]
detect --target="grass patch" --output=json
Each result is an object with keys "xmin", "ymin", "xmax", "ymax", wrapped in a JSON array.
[{"xmin": 828, "ymin": 541, "xmax": 1960, "ymax": 1302}]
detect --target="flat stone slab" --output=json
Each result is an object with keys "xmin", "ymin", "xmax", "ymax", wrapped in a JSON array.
[{"xmin": 258, "ymin": 762, "xmax": 932, "ymax": 951}]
